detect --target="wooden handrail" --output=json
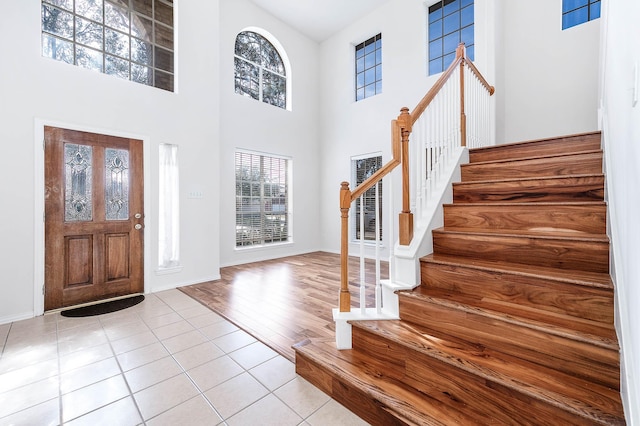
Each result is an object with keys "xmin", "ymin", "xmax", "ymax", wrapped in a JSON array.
[{"xmin": 351, "ymin": 119, "xmax": 402, "ymax": 201}]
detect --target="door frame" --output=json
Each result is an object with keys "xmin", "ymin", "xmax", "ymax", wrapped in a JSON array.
[{"xmin": 34, "ymin": 119, "xmax": 151, "ymax": 315}]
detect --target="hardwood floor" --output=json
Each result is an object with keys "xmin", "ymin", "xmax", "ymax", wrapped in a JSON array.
[{"xmin": 180, "ymin": 251, "xmax": 387, "ymax": 362}]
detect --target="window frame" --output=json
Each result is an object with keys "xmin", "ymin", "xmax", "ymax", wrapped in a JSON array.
[
  {"xmin": 355, "ymin": 33, "xmax": 382, "ymax": 102},
  {"xmin": 235, "ymin": 150, "xmax": 292, "ymax": 249},
  {"xmin": 427, "ymin": 0, "xmax": 474, "ymax": 76},
  {"xmin": 41, "ymin": 0, "xmax": 175, "ymax": 92},
  {"xmin": 351, "ymin": 153, "xmax": 383, "ymax": 243},
  {"xmin": 562, "ymin": 0, "xmax": 601, "ymax": 30},
  {"xmin": 234, "ymin": 30, "xmax": 289, "ymax": 110}
]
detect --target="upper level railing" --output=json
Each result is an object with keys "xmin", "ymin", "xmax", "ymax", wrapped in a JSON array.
[{"xmin": 338, "ymin": 44, "xmax": 495, "ymax": 314}]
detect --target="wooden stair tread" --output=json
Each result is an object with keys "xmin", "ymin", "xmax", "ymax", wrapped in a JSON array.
[
  {"xmin": 465, "ymin": 149, "xmax": 602, "ymax": 167},
  {"xmin": 435, "ymin": 226, "xmax": 609, "ymax": 241},
  {"xmin": 468, "ymin": 132, "xmax": 602, "ymax": 163},
  {"xmin": 350, "ymin": 320, "xmax": 624, "ymax": 425},
  {"xmin": 421, "ymin": 253, "xmax": 613, "ymax": 289},
  {"xmin": 445, "ymin": 201, "xmax": 606, "ymax": 207},
  {"xmin": 404, "ymin": 286, "xmax": 618, "ymax": 348},
  {"xmin": 294, "ymin": 338, "xmax": 489, "ymax": 426},
  {"xmin": 452, "ymin": 173, "xmax": 605, "ymax": 186}
]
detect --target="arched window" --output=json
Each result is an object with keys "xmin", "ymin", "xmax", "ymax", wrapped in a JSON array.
[{"xmin": 234, "ymin": 31, "xmax": 287, "ymax": 109}]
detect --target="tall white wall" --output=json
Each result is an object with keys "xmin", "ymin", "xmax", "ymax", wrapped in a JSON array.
[
  {"xmin": 600, "ymin": 0, "xmax": 640, "ymax": 423},
  {"xmin": 318, "ymin": 0, "xmax": 496, "ymax": 254},
  {"xmin": 496, "ymin": 0, "xmax": 600, "ymax": 144},
  {"xmin": 0, "ymin": 1, "xmax": 221, "ymax": 323},
  {"xmin": 218, "ymin": 0, "xmax": 322, "ymax": 266}
]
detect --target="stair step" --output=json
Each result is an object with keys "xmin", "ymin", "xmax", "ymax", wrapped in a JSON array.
[
  {"xmin": 443, "ymin": 202, "xmax": 606, "ymax": 234},
  {"xmin": 294, "ymin": 338, "xmax": 487, "ymax": 426},
  {"xmin": 350, "ymin": 320, "xmax": 624, "ymax": 426},
  {"xmin": 396, "ymin": 290, "xmax": 620, "ymax": 390},
  {"xmin": 469, "ymin": 132, "xmax": 601, "ymax": 163},
  {"xmin": 420, "ymin": 253, "xmax": 616, "ymax": 326},
  {"xmin": 432, "ymin": 228, "xmax": 609, "ymax": 273},
  {"xmin": 461, "ymin": 150, "xmax": 603, "ymax": 182},
  {"xmin": 452, "ymin": 174, "xmax": 605, "ymax": 203}
]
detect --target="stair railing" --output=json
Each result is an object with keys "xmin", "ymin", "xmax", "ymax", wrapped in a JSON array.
[{"xmin": 336, "ymin": 44, "xmax": 494, "ymax": 346}]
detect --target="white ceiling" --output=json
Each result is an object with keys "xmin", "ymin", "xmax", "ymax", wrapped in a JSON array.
[{"xmin": 248, "ymin": 0, "xmax": 391, "ymax": 42}]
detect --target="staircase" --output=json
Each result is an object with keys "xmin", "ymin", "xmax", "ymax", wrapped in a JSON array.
[{"xmin": 294, "ymin": 132, "xmax": 625, "ymax": 425}]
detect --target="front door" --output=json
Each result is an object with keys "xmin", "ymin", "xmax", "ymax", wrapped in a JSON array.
[{"xmin": 44, "ymin": 126, "xmax": 144, "ymax": 311}]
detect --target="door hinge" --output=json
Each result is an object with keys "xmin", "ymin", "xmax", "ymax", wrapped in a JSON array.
[
  {"xmin": 43, "ymin": 139, "xmax": 45, "ymax": 150},
  {"xmin": 42, "ymin": 284, "xmax": 45, "ymax": 295}
]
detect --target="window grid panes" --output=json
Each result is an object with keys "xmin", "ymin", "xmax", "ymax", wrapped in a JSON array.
[
  {"xmin": 355, "ymin": 34, "xmax": 382, "ymax": 101},
  {"xmin": 428, "ymin": 0, "xmax": 474, "ymax": 76},
  {"xmin": 234, "ymin": 32, "xmax": 287, "ymax": 109},
  {"xmin": 352, "ymin": 156, "xmax": 382, "ymax": 241},
  {"xmin": 41, "ymin": 0, "xmax": 174, "ymax": 92},
  {"xmin": 562, "ymin": 0, "xmax": 601, "ymax": 30},
  {"xmin": 235, "ymin": 151, "xmax": 290, "ymax": 247}
]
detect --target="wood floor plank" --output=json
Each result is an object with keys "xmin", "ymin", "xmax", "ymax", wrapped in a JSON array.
[{"xmin": 180, "ymin": 251, "xmax": 385, "ymax": 361}]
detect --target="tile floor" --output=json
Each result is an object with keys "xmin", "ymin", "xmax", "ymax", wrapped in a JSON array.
[{"xmin": 0, "ymin": 289, "xmax": 369, "ymax": 425}]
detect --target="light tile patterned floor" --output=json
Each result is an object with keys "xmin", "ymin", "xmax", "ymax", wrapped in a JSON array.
[{"xmin": 0, "ymin": 290, "xmax": 369, "ymax": 426}]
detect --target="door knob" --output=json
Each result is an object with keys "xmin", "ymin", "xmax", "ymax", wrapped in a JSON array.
[
  {"xmin": 135, "ymin": 224, "xmax": 142, "ymax": 230},
  {"xmin": 134, "ymin": 213, "xmax": 142, "ymax": 219}
]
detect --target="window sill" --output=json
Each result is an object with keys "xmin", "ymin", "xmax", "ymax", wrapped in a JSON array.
[
  {"xmin": 234, "ymin": 240, "xmax": 294, "ymax": 252},
  {"xmin": 155, "ymin": 265, "xmax": 184, "ymax": 275}
]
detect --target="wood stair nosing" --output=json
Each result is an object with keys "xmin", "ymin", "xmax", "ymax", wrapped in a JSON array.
[
  {"xmin": 407, "ymin": 282, "xmax": 617, "ymax": 348},
  {"xmin": 349, "ymin": 320, "xmax": 623, "ymax": 426},
  {"xmin": 396, "ymin": 293, "xmax": 620, "ymax": 389},
  {"xmin": 468, "ymin": 132, "xmax": 602, "ymax": 163},
  {"xmin": 432, "ymin": 228, "xmax": 610, "ymax": 273},
  {"xmin": 421, "ymin": 253, "xmax": 614, "ymax": 289},
  {"xmin": 294, "ymin": 339, "xmax": 486, "ymax": 426},
  {"xmin": 442, "ymin": 202, "xmax": 607, "ymax": 234},
  {"xmin": 452, "ymin": 174, "xmax": 605, "ymax": 203},
  {"xmin": 419, "ymin": 258, "xmax": 616, "ymax": 327},
  {"xmin": 460, "ymin": 151, "xmax": 604, "ymax": 182}
]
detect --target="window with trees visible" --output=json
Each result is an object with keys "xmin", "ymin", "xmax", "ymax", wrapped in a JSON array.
[
  {"xmin": 352, "ymin": 155, "xmax": 382, "ymax": 241},
  {"xmin": 234, "ymin": 31, "xmax": 287, "ymax": 109},
  {"xmin": 428, "ymin": 0, "xmax": 474, "ymax": 76},
  {"xmin": 235, "ymin": 151, "xmax": 291, "ymax": 247},
  {"xmin": 355, "ymin": 34, "xmax": 382, "ymax": 101},
  {"xmin": 562, "ymin": 0, "xmax": 600, "ymax": 30},
  {"xmin": 41, "ymin": 0, "xmax": 174, "ymax": 92}
]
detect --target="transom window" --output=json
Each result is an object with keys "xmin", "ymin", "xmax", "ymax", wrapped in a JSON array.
[
  {"xmin": 352, "ymin": 155, "xmax": 383, "ymax": 241},
  {"xmin": 355, "ymin": 34, "xmax": 382, "ymax": 101},
  {"xmin": 234, "ymin": 31, "xmax": 287, "ymax": 109},
  {"xmin": 562, "ymin": 0, "xmax": 601, "ymax": 30},
  {"xmin": 428, "ymin": 0, "xmax": 474, "ymax": 76},
  {"xmin": 41, "ymin": 0, "xmax": 174, "ymax": 92},
  {"xmin": 235, "ymin": 151, "xmax": 291, "ymax": 247}
]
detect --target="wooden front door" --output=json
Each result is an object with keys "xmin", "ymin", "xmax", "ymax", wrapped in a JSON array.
[{"xmin": 44, "ymin": 127, "xmax": 144, "ymax": 310}]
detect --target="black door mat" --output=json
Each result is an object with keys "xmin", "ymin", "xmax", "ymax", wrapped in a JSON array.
[{"xmin": 61, "ymin": 295, "xmax": 145, "ymax": 317}]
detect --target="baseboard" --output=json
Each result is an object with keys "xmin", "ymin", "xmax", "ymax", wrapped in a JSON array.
[{"xmin": 0, "ymin": 311, "xmax": 37, "ymax": 326}]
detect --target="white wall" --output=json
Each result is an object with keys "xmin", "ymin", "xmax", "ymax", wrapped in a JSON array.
[
  {"xmin": 496, "ymin": 0, "xmax": 600, "ymax": 144},
  {"xmin": 218, "ymin": 0, "xmax": 322, "ymax": 266},
  {"xmin": 600, "ymin": 0, "xmax": 640, "ymax": 423},
  {"xmin": 0, "ymin": 1, "xmax": 221, "ymax": 323},
  {"xmin": 318, "ymin": 0, "xmax": 496, "ymax": 255}
]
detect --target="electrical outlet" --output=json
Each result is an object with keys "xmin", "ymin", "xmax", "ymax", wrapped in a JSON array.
[{"xmin": 187, "ymin": 191, "xmax": 204, "ymax": 199}]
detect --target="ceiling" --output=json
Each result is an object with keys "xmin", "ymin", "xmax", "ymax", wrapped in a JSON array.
[{"xmin": 248, "ymin": 0, "xmax": 391, "ymax": 42}]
